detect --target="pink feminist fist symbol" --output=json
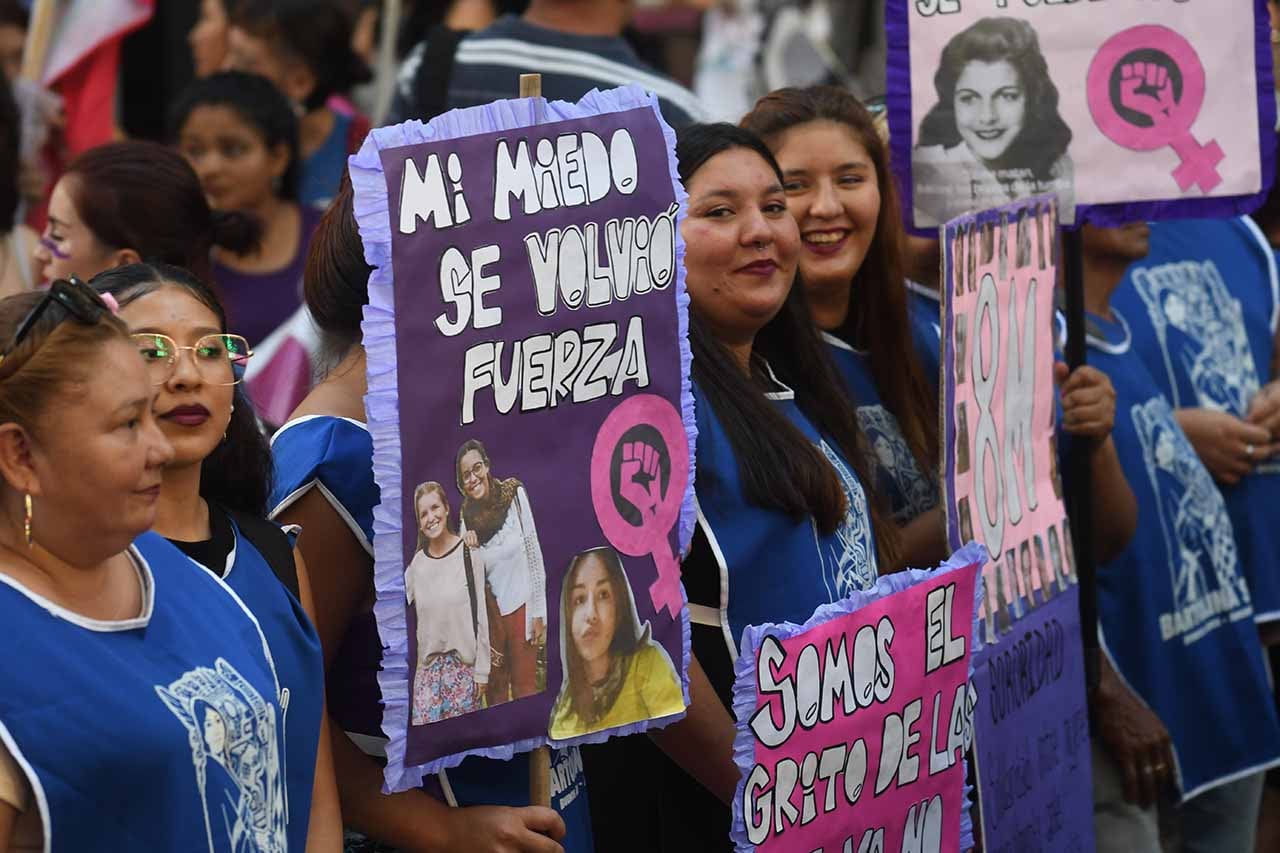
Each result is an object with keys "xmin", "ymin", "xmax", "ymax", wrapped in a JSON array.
[
  {"xmin": 1087, "ymin": 25, "xmax": 1223, "ymax": 193},
  {"xmin": 590, "ymin": 394, "xmax": 690, "ymax": 619}
]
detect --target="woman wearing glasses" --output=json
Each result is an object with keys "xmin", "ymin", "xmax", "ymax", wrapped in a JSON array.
[
  {"xmin": 0, "ymin": 279, "xmax": 291, "ymax": 851},
  {"xmin": 457, "ymin": 439, "xmax": 547, "ymax": 705},
  {"xmin": 91, "ymin": 263, "xmax": 342, "ymax": 852}
]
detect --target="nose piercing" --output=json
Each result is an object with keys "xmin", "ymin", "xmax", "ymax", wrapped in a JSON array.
[{"xmin": 755, "ymin": 241, "xmax": 767, "ymax": 251}]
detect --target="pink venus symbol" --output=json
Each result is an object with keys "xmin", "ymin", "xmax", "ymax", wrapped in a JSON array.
[
  {"xmin": 1086, "ymin": 25, "xmax": 1223, "ymax": 193},
  {"xmin": 590, "ymin": 394, "xmax": 690, "ymax": 619}
]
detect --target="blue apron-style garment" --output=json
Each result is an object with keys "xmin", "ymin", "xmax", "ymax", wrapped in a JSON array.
[
  {"xmin": 823, "ymin": 332, "xmax": 939, "ymax": 525},
  {"xmin": 905, "ymin": 280, "xmax": 942, "ymax": 393},
  {"xmin": 692, "ymin": 371, "xmax": 879, "ymax": 649},
  {"xmin": 0, "ymin": 533, "xmax": 292, "ymax": 852},
  {"xmin": 269, "ymin": 415, "xmax": 593, "ymax": 849},
  {"xmin": 1113, "ymin": 216, "xmax": 1280, "ymax": 623},
  {"xmin": 1084, "ymin": 311, "xmax": 1280, "ymax": 799},
  {"xmin": 163, "ymin": 514, "xmax": 326, "ymax": 851}
]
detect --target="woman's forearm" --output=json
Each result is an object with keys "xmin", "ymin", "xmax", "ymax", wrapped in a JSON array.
[
  {"xmin": 647, "ymin": 655, "xmax": 740, "ymax": 805},
  {"xmin": 306, "ymin": 711, "xmax": 344, "ymax": 851},
  {"xmin": 889, "ymin": 506, "xmax": 949, "ymax": 572},
  {"xmin": 329, "ymin": 721, "xmax": 452, "ymax": 851},
  {"xmin": 1089, "ymin": 436, "xmax": 1138, "ymax": 564}
]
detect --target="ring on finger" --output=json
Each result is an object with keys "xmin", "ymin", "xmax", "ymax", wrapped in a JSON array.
[
  {"xmin": 1141, "ymin": 764, "xmax": 1155, "ymax": 776},
  {"xmin": 1247, "ymin": 443, "xmax": 1256, "ymax": 459}
]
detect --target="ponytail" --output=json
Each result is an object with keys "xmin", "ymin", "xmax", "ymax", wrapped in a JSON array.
[{"xmin": 210, "ymin": 210, "xmax": 262, "ymax": 256}]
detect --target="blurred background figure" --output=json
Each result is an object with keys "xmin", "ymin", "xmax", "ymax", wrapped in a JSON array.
[
  {"xmin": 224, "ymin": 0, "xmax": 372, "ymax": 208},
  {"xmin": 0, "ymin": 75, "xmax": 34, "ymax": 296},
  {"xmin": 189, "ymin": 0, "xmax": 230, "ymax": 77},
  {"xmin": 171, "ymin": 69, "xmax": 319, "ymax": 426}
]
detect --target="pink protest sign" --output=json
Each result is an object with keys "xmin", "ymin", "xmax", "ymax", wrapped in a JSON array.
[
  {"xmin": 887, "ymin": 0, "xmax": 1272, "ymax": 229},
  {"xmin": 941, "ymin": 195, "xmax": 1070, "ymax": 645},
  {"xmin": 730, "ymin": 548, "xmax": 983, "ymax": 853}
]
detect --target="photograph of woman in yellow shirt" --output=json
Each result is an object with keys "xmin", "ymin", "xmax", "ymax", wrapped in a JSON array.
[{"xmin": 549, "ymin": 547, "xmax": 684, "ymax": 740}]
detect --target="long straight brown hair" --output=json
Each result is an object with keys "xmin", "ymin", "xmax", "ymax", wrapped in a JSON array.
[{"xmin": 742, "ymin": 86, "xmax": 940, "ymax": 476}]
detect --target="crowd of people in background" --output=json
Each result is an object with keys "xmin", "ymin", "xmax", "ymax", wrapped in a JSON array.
[{"xmin": 1, "ymin": 1, "xmax": 1280, "ymax": 852}]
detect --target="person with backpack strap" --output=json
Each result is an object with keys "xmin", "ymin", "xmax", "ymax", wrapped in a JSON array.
[{"xmin": 405, "ymin": 481, "xmax": 491, "ymax": 724}]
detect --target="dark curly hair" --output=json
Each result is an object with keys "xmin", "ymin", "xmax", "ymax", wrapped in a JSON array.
[{"xmin": 917, "ymin": 17, "xmax": 1072, "ymax": 182}]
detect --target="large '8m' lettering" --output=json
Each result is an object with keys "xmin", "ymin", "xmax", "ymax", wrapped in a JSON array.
[{"xmin": 969, "ymin": 272, "xmax": 1040, "ymax": 558}]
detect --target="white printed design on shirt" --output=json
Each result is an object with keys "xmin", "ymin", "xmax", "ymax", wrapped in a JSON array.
[
  {"xmin": 856, "ymin": 404, "xmax": 939, "ymax": 523},
  {"xmin": 1132, "ymin": 397, "xmax": 1252, "ymax": 646},
  {"xmin": 816, "ymin": 439, "xmax": 878, "ymax": 600},
  {"xmin": 156, "ymin": 658, "xmax": 288, "ymax": 853},
  {"xmin": 1131, "ymin": 260, "xmax": 1261, "ymax": 416}
]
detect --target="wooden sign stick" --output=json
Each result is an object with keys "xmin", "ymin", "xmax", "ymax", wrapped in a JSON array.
[{"xmin": 518, "ymin": 69, "xmax": 554, "ymax": 812}]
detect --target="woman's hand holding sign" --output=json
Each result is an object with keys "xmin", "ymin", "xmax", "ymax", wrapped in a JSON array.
[
  {"xmin": 1056, "ymin": 363, "xmax": 1116, "ymax": 440},
  {"xmin": 445, "ymin": 805, "xmax": 566, "ymax": 853}
]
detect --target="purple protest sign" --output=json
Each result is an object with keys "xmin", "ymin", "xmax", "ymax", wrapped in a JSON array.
[
  {"xmin": 970, "ymin": 587, "xmax": 1093, "ymax": 853},
  {"xmin": 350, "ymin": 86, "xmax": 695, "ymax": 793},
  {"xmin": 886, "ymin": 0, "xmax": 1275, "ymax": 231}
]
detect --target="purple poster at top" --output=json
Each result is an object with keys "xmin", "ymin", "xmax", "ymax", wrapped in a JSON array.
[
  {"xmin": 886, "ymin": 0, "xmax": 1275, "ymax": 232},
  {"xmin": 349, "ymin": 86, "xmax": 695, "ymax": 793}
]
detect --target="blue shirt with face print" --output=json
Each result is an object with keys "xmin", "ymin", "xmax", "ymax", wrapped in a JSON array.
[
  {"xmin": 1113, "ymin": 216, "xmax": 1280, "ymax": 623},
  {"xmin": 1081, "ymin": 309, "xmax": 1280, "ymax": 799}
]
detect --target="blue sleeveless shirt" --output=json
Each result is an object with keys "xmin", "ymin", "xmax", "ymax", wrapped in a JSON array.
[
  {"xmin": 822, "ymin": 333, "xmax": 940, "ymax": 526},
  {"xmin": 0, "ymin": 533, "xmax": 293, "ymax": 851},
  {"xmin": 1113, "ymin": 216, "xmax": 1280, "ymax": 623},
  {"xmin": 692, "ymin": 371, "xmax": 879, "ymax": 649},
  {"xmin": 1084, "ymin": 311, "xmax": 1280, "ymax": 799},
  {"xmin": 269, "ymin": 416, "xmax": 593, "ymax": 849},
  {"xmin": 163, "ymin": 512, "xmax": 325, "ymax": 850}
]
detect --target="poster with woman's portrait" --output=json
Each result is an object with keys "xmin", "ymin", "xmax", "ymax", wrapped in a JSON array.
[
  {"xmin": 887, "ymin": 1, "xmax": 1273, "ymax": 230},
  {"xmin": 354, "ymin": 86, "xmax": 695, "ymax": 792}
]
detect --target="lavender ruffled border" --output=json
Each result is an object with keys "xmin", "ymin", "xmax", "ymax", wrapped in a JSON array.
[
  {"xmin": 885, "ymin": 0, "xmax": 1277, "ymax": 234},
  {"xmin": 728, "ymin": 543, "xmax": 988, "ymax": 852},
  {"xmin": 348, "ymin": 86, "xmax": 698, "ymax": 793}
]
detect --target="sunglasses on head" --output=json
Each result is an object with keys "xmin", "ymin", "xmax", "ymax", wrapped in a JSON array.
[{"xmin": 0, "ymin": 277, "xmax": 114, "ymax": 366}]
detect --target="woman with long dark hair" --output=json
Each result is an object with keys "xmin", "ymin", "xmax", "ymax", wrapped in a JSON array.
[
  {"xmin": 549, "ymin": 547, "xmax": 683, "ymax": 740},
  {"xmin": 911, "ymin": 17, "xmax": 1074, "ymax": 225},
  {"xmin": 743, "ymin": 85, "xmax": 944, "ymax": 570},
  {"xmin": 455, "ymin": 437, "xmax": 546, "ymax": 704},
  {"xmin": 270, "ymin": 178, "xmax": 591, "ymax": 852},
  {"xmin": 92, "ymin": 261, "xmax": 342, "ymax": 850},
  {"xmin": 582, "ymin": 122, "xmax": 895, "ymax": 851},
  {"xmin": 171, "ymin": 70, "xmax": 322, "ymax": 425}
]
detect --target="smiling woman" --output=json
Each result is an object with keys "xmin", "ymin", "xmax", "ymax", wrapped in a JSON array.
[{"xmin": 911, "ymin": 17, "xmax": 1075, "ymax": 226}]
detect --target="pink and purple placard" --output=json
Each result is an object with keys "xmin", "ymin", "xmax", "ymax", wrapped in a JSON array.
[
  {"xmin": 941, "ymin": 195, "xmax": 1068, "ymax": 641},
  {"xmin": 350, "ymin": 86, "xmax": 696, "ymax": 793},
  {"xmin": 730, "ymin": 546, "xmax": 984, "ymax": 853},
  {"xmin": 941, "ymin": 196, "xmax": 1095, "ymax": 852},
  {"xmin": 887, "ymin": 0, "xmax": 1275, "ymax": 231}
]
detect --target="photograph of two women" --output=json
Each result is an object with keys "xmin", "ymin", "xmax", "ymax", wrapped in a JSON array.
[{"xmin": 402, "ymin": 438, "xmax": 684, "ymax": 740}]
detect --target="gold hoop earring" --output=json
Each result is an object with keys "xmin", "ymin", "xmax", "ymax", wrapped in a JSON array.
[{"xmin": 24, "ymin": 493, "xmax": 32, "ymax": 548}]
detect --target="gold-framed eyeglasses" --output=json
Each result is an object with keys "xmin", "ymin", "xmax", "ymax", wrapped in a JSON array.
[
  {"xmin": 132, "ymin": 332, "xmax": 253, "ymax": 386},
  {"xmin": 460, "ymin": 461, "xmax": 487, "ymax": 483}
]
